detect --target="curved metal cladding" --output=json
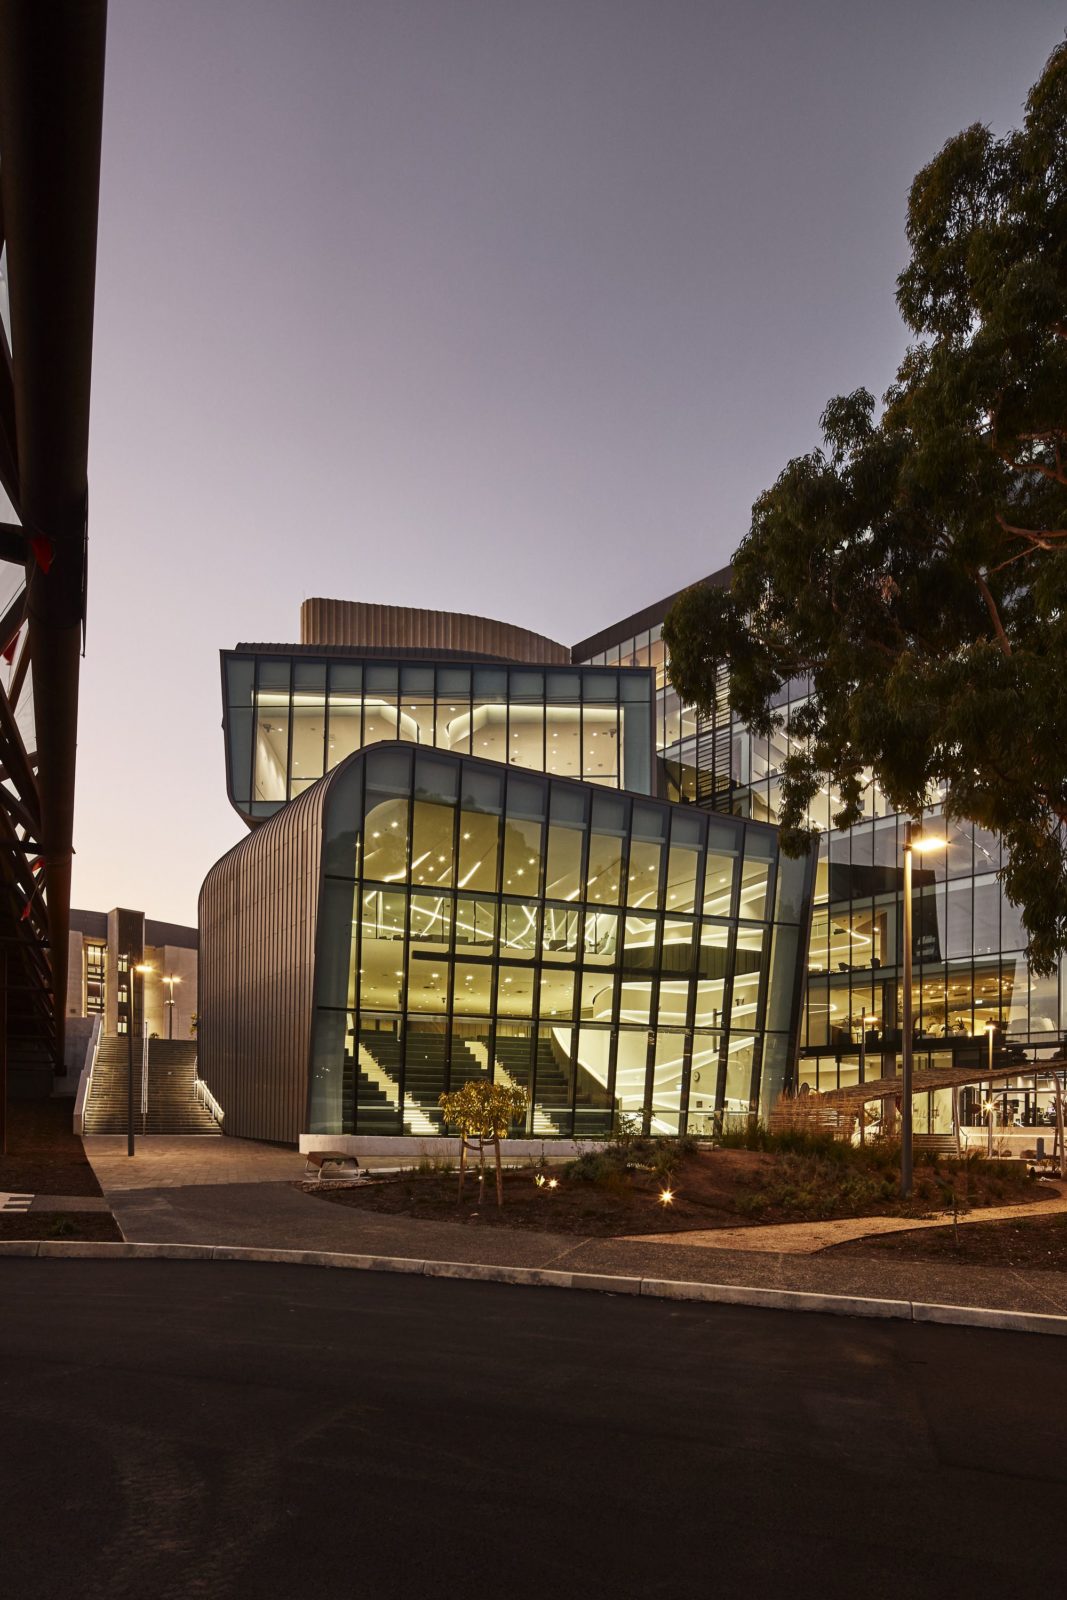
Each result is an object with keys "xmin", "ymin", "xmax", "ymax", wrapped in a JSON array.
[
  {"xmin": 308, "ymin": 744, "xmax": 815, "ymax": 1141},
  {"xmin": 300, "ymin": 598, "xmax": 571, "ymax": 664},
  {"xmin": 198, "ymin": 780, "xmax": 332, "ymax": 1144}
]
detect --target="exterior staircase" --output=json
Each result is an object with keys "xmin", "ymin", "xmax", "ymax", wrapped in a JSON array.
[{"xmin": 83, "ymin": 1036, "xmax": 220, "ymax": 1135}]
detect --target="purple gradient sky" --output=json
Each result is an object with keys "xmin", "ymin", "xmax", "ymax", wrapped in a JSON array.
[{"xmin": 75, "ymin": 0, "xmax": 1063, "ymax": 926}]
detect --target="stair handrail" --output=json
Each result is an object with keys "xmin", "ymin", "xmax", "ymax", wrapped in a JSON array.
[
  {"xmin": 140, "ymin": 1024, "xmax": 150, "ymax": 1125},
  {"xmin": 194, "ymin": 1070, "xmax": 225, "ymax": 1127},
  {"xmin": 73, "ymin": 1014, "xmax": 104, "ymax": 1136}
]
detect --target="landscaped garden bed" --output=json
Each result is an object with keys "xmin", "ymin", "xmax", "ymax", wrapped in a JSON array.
[
  {"xmin": 0, "ymin": 1100, "xmax": 122, "ymax": 1242},
  {"xmin": 825, "ymin": 1211, "xmax": 1067, "ymax": 1272},
  {"xmin": 302, "ymin": 1130, "xmax": 1052, "ymax": 1237}
]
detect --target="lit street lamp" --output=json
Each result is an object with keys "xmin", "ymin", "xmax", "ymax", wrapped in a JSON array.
[
  {"xmin": 126, "ymin": 960, "xmax": 154, "ymax": 1157},
  {"xmin": 900, "ymin": 822, "xmax": 946, "ymax": 1198},
  {"xmin": 163, "ymin": 972, "xmax": 182, "ymax": 1039}
]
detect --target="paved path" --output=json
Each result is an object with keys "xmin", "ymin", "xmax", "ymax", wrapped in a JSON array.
[
  {"xmin": 84, "ymin": 1135, "xmax": 308, "ymax": 1189},
  {"xmin": 78, "ymin": 1134, "xmax": 1067, "ymax": 1319},
  {"xmin": 4, "ymin": 1258, "xmax": 1065, "ymax": 1600},
  {"xmin": 94, "ymin": 1175, "xmax": 1067, "ymax": 1318},
  {"xmin": 627, "ymin": 1188, "xmax": 1067, "ymax": 1253}
]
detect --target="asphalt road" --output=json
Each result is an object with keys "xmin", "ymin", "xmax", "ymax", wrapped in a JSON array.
[{"xmin": 3, "ymin": 1262, "xmax": 1064, "ymax": 1600}]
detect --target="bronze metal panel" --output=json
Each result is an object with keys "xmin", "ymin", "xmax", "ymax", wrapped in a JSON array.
[{"xmin": 300, "ymin": 598, "xmax": 570, "ymax": 665}]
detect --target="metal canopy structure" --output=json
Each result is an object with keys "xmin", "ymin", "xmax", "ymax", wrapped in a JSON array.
[{"xmin": 0, "ymin": 2, "xmax": 106, "ymax": 1102}]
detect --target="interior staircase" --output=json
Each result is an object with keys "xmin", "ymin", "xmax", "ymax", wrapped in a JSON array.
[{"xmin": 82, "ymin": 1036, "xmax": 220, "ymax": 1135}]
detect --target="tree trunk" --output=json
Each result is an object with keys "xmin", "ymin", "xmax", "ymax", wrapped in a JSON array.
[
  {"xmin": 477, "ymin": 1139, "xmax": 486, "ymax": 1207},
  {"xmin": 494, "ymin": 1135, "xmax": 503, "ymax": 1207},
  {"xmin": 457, "ymin": 1136, "xmax": 467, "ymax": 1202}
]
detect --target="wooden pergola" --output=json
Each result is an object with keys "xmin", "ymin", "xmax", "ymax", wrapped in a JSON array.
[{"xmin": 817, "ymin": 1056, "xmax": 1067, "ymax": 1113}]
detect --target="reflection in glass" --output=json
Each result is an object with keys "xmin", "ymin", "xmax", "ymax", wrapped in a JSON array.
[{"xmin": 651, "ymin": 1032, "xmax": 684, "ymax": 1134}]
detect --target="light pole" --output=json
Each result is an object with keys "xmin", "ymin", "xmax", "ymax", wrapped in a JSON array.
[
  {"xmin": 126, "ymin": 959, "xmax": 154, "ymax": 1157},
  {"xmin": 983, "ymin": 1097, "xmax": 996, "ymax": 1157},
  {"xmin": 163, "ymin": 973, "xmax": 182, "ymax": 1039},
  {"xmin": 900, "ymin": 821, "xmax": 946, "ymax": 1198}
]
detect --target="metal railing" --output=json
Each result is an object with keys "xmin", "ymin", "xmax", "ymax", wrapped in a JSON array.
[
  {"xmin": 72, "ymin": 1014, "xmax": 103, "ymax": 1136},
  {"xmin": 140, "ymin": 1025, "xmax": 149, "ymax": 1127},
  {"xmin": 193, "ymin": 1073, "xmax": 225, "ymax": 1127}
]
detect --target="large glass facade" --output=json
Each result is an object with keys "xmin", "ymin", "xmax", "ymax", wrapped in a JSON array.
[
  {"xmin": 578, "ymin": 601, "xmax": 1067, "ymax": 1122},
  {"xmin": 307, "ymin": 745, "xmax": 813, "ymax": 1138},
  {"xmin": 224, "ymin": 652, "xmax": 655, "ymax": 823}
]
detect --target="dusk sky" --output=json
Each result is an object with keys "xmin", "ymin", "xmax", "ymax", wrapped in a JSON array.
[{"xmin": 75, "ymin": 0, "xmax": 1063, "ymax": 926}]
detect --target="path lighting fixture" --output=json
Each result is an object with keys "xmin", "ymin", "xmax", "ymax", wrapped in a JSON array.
[
  {"xmin": 659, "ymin": 1188, "xmax": 674, "ymax": 1205},
  {"xmin": 162, "ymin": 972, "xmax": 182, "ymax": 1039},
  {"xmin": 126, "ymin": 961, "xmax": 154, "ymax": 1158},
  {"xmin": 900, "ymin": 823, "xmax": 946, "ymax": 1198}
]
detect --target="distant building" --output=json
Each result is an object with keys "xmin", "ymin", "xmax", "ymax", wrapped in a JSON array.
[{"xmin": 67, "ymin": 908, "xmax": 198, "ymax": 1041}]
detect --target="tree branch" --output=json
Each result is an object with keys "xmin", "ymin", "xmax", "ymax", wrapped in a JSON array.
[
  {"xmin": 995, "ymin": 513, "xmax": 1067, "ymax": 549},
  {"xmin": 973, "ymin": 569, "xmax": 1012, "ymax": 656},
  {"xmin": 994, "ymin": 448, "xmax": 1067, "ymax": 486}
]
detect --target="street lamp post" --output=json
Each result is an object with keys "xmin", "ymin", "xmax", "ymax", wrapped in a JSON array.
[
  {"xmin": 900, "ymin": 821, "xmax": 946, "ymax": 1198},
  {"xmin": 126, "ymin": 960, "xmax": 154, "ymax": 1157},
  {"xmin": 163, "ymin": 973, "xmax": 182, "ymax": 1039}
]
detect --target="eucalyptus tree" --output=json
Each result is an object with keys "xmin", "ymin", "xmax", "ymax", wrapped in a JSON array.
[{"xmin": 665, "ymin": 42, "xmax": 1067, "ymax": 971}]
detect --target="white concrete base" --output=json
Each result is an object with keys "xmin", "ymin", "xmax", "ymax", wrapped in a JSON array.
[{"xmin": 298, "ymin": 1133, "xmax": 604, "ymax": 1160}]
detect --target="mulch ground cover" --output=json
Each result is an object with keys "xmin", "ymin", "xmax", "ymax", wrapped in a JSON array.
[
  {"xmin": 0, "ymin": 1099, "xmax": 121, "ymax": 1241},
  {"xmin": 303, "ymin": 1145, "xmax": 1049, "ymax": 1238},
  {"xmin": 825, "ymin": 1209, "xmax": 1067, "ymax": 1272},
  {"xmin": 0, "ymin": 1212, "xmax": 123, "ymax": 1243},
  {"xmin": 0, "ymin": 1099, "xmax": 104, "ymax": 1196}
]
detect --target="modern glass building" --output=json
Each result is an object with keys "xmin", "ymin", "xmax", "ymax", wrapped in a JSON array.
[
  {"xmin": 199, "ymin": 743, "xmax": 812, "ymax": 1145},
  {"xmin": 574, "ymin": 576, "xmax": 1067, "ymax": 1136},
  {"xmin": 204, "ymin": 579, "xmax": 1064, "ymax": 1146}
]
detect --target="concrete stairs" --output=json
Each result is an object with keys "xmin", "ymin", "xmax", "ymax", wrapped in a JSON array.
[{"xmin": 83, "ymin": 1036, "xmax": 220, "ymax": 1135}]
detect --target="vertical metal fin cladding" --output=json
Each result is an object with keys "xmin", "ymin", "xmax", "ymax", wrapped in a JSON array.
[
  {"xmin": 198, "ymin": 779, "xmax": 329, "ymax": 1144},
  {"xmin": 299, "ymin": 598, "xmax": 571, "ymax": 664}
]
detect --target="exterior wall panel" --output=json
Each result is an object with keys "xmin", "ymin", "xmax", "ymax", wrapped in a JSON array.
[
  {"xmin": 198, "ymin": 782, "xmax": 327, "ymax": 1144},
  {"xmin": 301, "ymin": 598, "xmax": 570, "ymax": 665}
]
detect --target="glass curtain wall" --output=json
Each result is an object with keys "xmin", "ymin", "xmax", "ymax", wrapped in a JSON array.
[
  {"xmin": 225, "ymin": 654, "xmax": 654, "ymax": 821},
  {"xmin": 308, "ymin": 746, "xmax": 812, "ymax": 1138},
  {"xmin": 578, "ymin": 628, "xmax": 1066, "ymax": 1083}
]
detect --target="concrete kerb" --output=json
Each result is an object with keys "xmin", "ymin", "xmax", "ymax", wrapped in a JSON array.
[{"xmin": 2, "ymin": 1238, "xmax": 1066, "ymax": 1336}]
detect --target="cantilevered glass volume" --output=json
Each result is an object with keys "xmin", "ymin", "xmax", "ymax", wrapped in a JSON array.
[{"xmin": 222, "ymin": 650, "xmax": 655, "ymax": 823}]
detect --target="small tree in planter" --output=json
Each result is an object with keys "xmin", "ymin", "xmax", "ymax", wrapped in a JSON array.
[{"xmin": 438, "ymin": 1081, "xmax": 529, "ymax": 1208}]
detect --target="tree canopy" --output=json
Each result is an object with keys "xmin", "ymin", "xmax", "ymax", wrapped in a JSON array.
[
  {"xmin": 439, "ymin": 1079, "xmax": 528, "ymax": 1206},
  {"xmin": 664, "ymin": 41, "xmax": 1067, "ymax": 973}
]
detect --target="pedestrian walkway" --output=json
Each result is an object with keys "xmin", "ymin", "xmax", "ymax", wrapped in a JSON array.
[
  {"xmin": 77, "ymin": 1134, "xmax": 1067, "ymax": 1321},
  {"xmin": 626, "ymin": 1190, "xmax": 1067, "ymax": 1254},
  {"xmin": 84, "ymin": 1135, "xmax": 308, "ymax": 1190}
]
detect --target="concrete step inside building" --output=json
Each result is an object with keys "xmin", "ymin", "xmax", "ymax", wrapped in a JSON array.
[
  {"xmin": 339, "ymin": 1029, "xmax": 606, "ymax": 1139},
  {"xmin": 82, "ymin": 1036, "xmax": 220, "ymax": 1135}
]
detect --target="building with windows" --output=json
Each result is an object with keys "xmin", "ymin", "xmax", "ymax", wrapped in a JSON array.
[
  {"xmin": 67, "ymin": 908, "xmax": 198, "ymax": 1042},
  {"xmin": 575, "ymin": 578, "xmax": 1067, "ymax": 1138},
  {"xmin": 200, "ymin": 602, "xmax": 813, "ymax": 1144},
  {"xmin": 203, "ymin": 579, "xmax": 1065, "ymax": 1147}
]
